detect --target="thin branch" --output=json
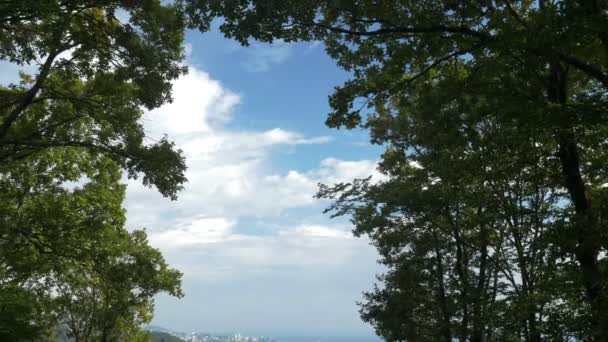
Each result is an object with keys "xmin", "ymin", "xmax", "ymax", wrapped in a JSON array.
[
  {"xmin": 311, "ymin": 22, "xmax": 493, "ymax": 41},
  {"xmin": 0, "ymin": 138, "xmax": 133, "ymax": 161},
  {"xmin": 502, "ymin": 0, "xmax": 528, "ymax": 28},
  {"xmin": 404, "ymin": 40, "xmax": 487, "ymax": 84}
]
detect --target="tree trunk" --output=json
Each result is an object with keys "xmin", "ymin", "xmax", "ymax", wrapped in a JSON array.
[
  {"xmin": 527, "ymin": 312, "xmax": 541, "ymax": 342},
  {"xmin": 472, "ymin": 209, "xmax": 488, "ymax": 342},
  {"xmin": 547, "ymin": 62, "xmax": 607, "ymax": 340},
  {"xmin": 433, "ymin": 230, "xmax": 453, "ymax": 342},
  {"xmin": 449, "ymin": 203, "xmax": 470, "ymax": 340}
]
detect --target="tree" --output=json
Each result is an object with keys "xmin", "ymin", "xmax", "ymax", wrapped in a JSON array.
[
  {"xmin": 0, "ymin": 0, "xmax": 188, "ymax": 199},
  {"xmin": 0, "ymin": 284, "xmax": 56, "ymax": 341},
  {"xmin": 1, "ymin": 2, "xmax": 192, "ymax": 339},
  {"xmin": 54, "ymin": 229, "xmax": 183, "ymax": 342},
  {"xmin": 0, "ymin": 148, "xmax": 183, "ymax": 341},
  {"xmin": 318, "ymin": 85, "xmax": 587, "ymax": 339},
  {"xmin": 150, "ymin": 331, "xmax": 185, "ymax": 342},
  {"xmin": 186, "ymin": 1, "xmax": 608, "ymax": 338}
]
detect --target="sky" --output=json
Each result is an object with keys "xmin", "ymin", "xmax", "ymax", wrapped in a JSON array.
[
  {"xmin": 133, "ymin": 27, "xmax": 386, "ymax": 339},
  {"xmin": 1, "ymin": 25, "xmax": 385, "ymax": 339}
]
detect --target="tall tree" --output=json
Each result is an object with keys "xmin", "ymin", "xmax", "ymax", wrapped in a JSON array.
[
  {"xmin": 1, "ymin": 0, "xmax": 188, "ymax": 199},
  {"xmin": 0, "ymin": 148, "xmax": 183, "ymax": 341},
  {"xmin": 318, "ymin": 89, "xmax": 587, "ymax": 339},
  {"xmin": 186, "ymin": 1, "xmax": 608, "ymax": 338},
  {"xmin": 1, "ymin": 2, "xmax": 190, "ymax": 338}
]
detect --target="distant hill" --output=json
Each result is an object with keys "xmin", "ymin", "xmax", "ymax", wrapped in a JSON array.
[
  {"xmin": 150, "ymin": 331, "xmax": 185, "ymax": 342},
  {"xmin": 55, "ymin": 328, "xmax": 186, "ymax": 342}
]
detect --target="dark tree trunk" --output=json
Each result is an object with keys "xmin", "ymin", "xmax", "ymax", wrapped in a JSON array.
[
  {"xmin": 547, "ymin": 62, "xmax": 607, "ymax": 340},
  {"xmin": 527, "ymin": 312, "xmax": 541, "ymax": 342},
  {"xmin": 472, "ymin": 209, "xmax": 488, "ymax": 342},
  {"xmin": 449, "ymin": 203, "xmax": 470, "ymax": 340},
  {"xmin": 486, "ymin": 234, "xmax": 501, "ymax": 342},
  {"xmin": 433, "ymin": 230, "xmax": 453, "ymax": 342}
]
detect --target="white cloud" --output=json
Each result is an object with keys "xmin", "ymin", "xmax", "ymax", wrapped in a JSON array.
[
  {"xmin": 125, "ymin": 63, "xmax": 377, "ymax": 229},
  {"xmin": 143, "ymin": 68, "xmax": 240, "ymax": 136},
  {"xmin": 149, "ymin": 217, "xmax": 236, "ymax": 247},
  {"xmin": 281, "ymin": 224, "xmax": 353, "ymax": 239},
  {"xmin": 314, "ymin": 157, "xmax": 387, "ymax": 184},
  {"xmin": 149, "ymin": 219, "xmax": 365, "ymax": 277},
  {"xmin": 240, "ymin": 40, "xmax": 292, "ymax": 72},
  {"xmin": 150, "ymin": 223, "xmax": 380, "ymax": 336},
  {"xmin": 151, "ymin": 220, "xmax": 353, "ymax": 251},
  {"xmin": 121, "ymin": 60, "xmax": 383, "ymax": 334},
  {"xmin": 124, "ymin": 59, "xmax": 383, "ymax": 272},
  {"xmin": 261, "ymin": 128, "xmax": 333, "ymax": 145},
  {"xmin": 125, "ymin": 154, "xmax": 381, "ymax": 229}
]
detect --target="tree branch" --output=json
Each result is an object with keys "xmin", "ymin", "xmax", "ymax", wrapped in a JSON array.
[
  {"xmin": 312, "ymin": 22, "xmax": 493, "ymax": 41},
  {"xmin": 502, "ymin": 0, "xmax": 528, "ymax": 28},
  {"xmin": 555, "ymin": 51, "xmax": 608, "ymax": 88},
  {"xmin": 0, "ymin": 49, "xmax": 60, "ymax": 139},
  {"xmin": 0, "ymin": 138, "xmax": 132, "ymax": 160}
]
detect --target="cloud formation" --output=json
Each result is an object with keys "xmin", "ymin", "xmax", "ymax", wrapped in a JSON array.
[
  {"xmin": 126, "ymin": 66, "xmax": 379, "ymax": 228},
  {"xmin": 121, "ymin": 62, "xmax": 382, "ymax": 335},
  {"xmin": 240, "ymin": 40, "xmax": 292, "ymax": 72}
]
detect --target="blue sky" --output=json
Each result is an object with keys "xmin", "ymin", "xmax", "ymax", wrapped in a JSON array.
[
  {"xmin": 126, "ymin": 28, "xmax": 386, "ymax": 338},
  {"xmin": 0, "ymin": 24, "xmax": 385, "ymax": 339}
]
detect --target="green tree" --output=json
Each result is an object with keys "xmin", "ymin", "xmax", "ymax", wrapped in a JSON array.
[
  {"xmin": 0, "ymin": 0, "xmax": 188, "ymax": 199},
  {"xmin": 186, "ymin": 1, "xmax": 608, "ymax": 338},
  {"xmin": 0, "ymin": 0, "xmax": 200, "ymax": 341},
  {"xmin": 54, "ymin": 229, "xmax": 183, "ymax": 342},
  {"xmin": 318, "ymin": 89, "xmax": 587, "ymax": 340},
  {"xmin": 1, "ymin": 2, "xmax": 189, "ymax": 339},
  {"xmin": 0, "ymin": 148, "xmax": 182, "ymax": 341},
  {"xmin": 0, "ymin": 284, "xmax": 56, "ymax": 341},
  {"xmin": 149, "ymin": 331, "xmax": 185, "ymax": 342}
]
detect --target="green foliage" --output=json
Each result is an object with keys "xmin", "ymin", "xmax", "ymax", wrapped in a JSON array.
[
  {"xmin": 1, "ymin": 2, "xmax": 190, "ymax": 340},
  {"xmin": 0, "ymin": 284, "xmax": 55, "ymax": 341},
  {"xmin": 54, "ymin": 228, "xmax": 183, "ymax": 341},
  {"xmin": 183, "ymin": 0, "xmax": 608, "ymax": 127},
  {"xmin": 0, "ymin": 149, "xmax": 183, "ymax": 341},
  {"xmin": 0, "ymin": 0, "xmax": 189, "ymax": 199},
  {"xmin": 190, "ymin": 1, "xmax": 608, "ymax": 340},
  {"xmin": 318, "ymin": 102, "xmax": 589, "ymax": 339}
]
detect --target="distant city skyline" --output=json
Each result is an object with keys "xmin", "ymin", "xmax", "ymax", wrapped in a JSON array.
[{"xmin": 147, "ymin": 325, "xmax": 381, "ymax": 342}]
